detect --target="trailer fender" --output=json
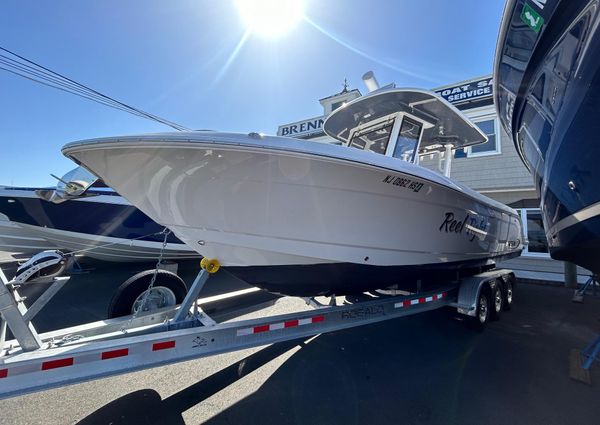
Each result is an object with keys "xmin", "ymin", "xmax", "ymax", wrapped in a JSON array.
[{"xmin": 454, "ymin": 269, "xmax": 514, "ymax": 317}]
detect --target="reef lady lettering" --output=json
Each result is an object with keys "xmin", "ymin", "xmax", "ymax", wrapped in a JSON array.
[{"xmin": 439, "ymin": 212, "xmax": 489, "ymax": 242}]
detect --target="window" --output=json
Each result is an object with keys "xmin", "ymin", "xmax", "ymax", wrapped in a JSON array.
[
  {"xmin": 466, "ymin": 117, "xmax": 501, "ymax": 157},
  {"xmin": 331, "ymin": 101, "xmax": 345, "ymax": 112},
  {"xmin": 349, "ymin": 121, "xmax": 394, "ymax": 155},
  {"xmin": 392, "ymin": 117, "xmax": 422, "ymax": 163},
  {"xmin": 517, "ymin": 208, "xmax": 550, "ymax": 256}
]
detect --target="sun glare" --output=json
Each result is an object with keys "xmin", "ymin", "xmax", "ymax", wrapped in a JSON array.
[{"xmin": 235, "ymin": 0, "xmax": 305, "ymax": 39}]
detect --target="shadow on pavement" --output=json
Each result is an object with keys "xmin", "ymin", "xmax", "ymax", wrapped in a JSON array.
[
  {"xmin": 71, "ymin": 285, "xmax": 600, "ymax": 425},
  {"xmin": 76, "ymin": 339, "xmax": 309, "ymax": 425}
]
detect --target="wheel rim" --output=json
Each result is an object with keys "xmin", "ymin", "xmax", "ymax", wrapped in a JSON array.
[
  {"xmin": 506, "ymin": 283, "xmax": 513, "ymax": 305},
  {"xmin": 478, "ymin": 295, "xmax": 488, "ymax": 323},
  {"xmin": 494, "ymin": 288, "xmax": 502, "ymax": 313},
  {"xmin": 132, "ymin": 286, "xmax": 177, "ymax": 314}
]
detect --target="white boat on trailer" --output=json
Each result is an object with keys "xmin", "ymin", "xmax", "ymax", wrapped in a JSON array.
[{"xmin": 61, "ymin": 87, "xmax": 523, "ymax": 296}]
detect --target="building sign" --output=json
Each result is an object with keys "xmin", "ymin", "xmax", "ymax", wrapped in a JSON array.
[
  {"xmin": 434, "ymin": 77, "xmax": 493, "ymax": 104},
  {"xmin": 277, "ymin": 115, "xmax": 326, "ymax": 138}
]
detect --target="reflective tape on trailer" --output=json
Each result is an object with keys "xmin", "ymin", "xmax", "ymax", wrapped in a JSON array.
[
  {"xmin": 0, "ymin": 340, "xmax": 177, "ymax": 380},
  {"xmin": 236, "ymin": 315, "xmax": 325, "ymax": 336},
  {"xmin": 394, "ymin": 292, "xmax": 447, "ymax": 309}
]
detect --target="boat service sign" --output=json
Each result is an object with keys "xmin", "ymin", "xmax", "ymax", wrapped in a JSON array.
[{"xmin": 434, "ymin": 76, "xmax": 493, "ymax": 105}]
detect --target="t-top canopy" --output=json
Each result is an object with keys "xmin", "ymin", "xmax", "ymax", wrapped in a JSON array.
[{"xmin": 323, "ymin": 88, "xmax": 487, "ymax": 153}]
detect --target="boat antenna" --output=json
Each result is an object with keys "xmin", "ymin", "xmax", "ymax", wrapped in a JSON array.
[{"xmin": 0, "ymin": 46, "xmax": 190, "ymax": 131}]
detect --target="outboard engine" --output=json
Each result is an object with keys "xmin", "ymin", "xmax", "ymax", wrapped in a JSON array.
[{"xmin": 14, "ymin": 250, "xmax": 68, "ymax": 284}]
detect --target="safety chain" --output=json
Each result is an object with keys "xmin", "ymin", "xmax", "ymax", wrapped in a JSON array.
[{"xmin": 122, "ymin": 228, "xmax": 171, "ymax": 332}]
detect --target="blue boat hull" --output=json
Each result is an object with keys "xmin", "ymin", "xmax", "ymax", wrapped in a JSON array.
[
  {"xmin": 0, "ymin": 188, "xmax": 197, "ymax": 262},
  {"xmin": 495, "ymin": 0, "xmax": 600, "ymax": 273}
]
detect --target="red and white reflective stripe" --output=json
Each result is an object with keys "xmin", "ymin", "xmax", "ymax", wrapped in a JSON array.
[
  {"xmin": 394, "ymin": 292, "xmax": 446, "ymax": 309},
  {"xmin": 0, "ymin": 340, "xmax": 177, "ymax": 380},
  {"xmin": 236, "ymin": 315, "xmax": 325, "ymax": 337},
  {"xmin": 101, "ymin": 348, "xmax": 129, "ymax": 360},
  {"xmin": 41, "ymin": 358, "xmax": 74, "ymax": 370},
  {"xmin": 152, "ymin": 340, "xmax": 176, "ymax": 351}
]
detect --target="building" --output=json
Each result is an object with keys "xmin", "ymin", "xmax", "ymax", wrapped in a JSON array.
[{"xmin": 277, "ymin": 75, "xmax": 591, "ymax": 283}]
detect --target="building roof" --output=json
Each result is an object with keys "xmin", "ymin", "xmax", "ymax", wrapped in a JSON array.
[{"xmin": 318, "ymin": 88, "xmax": 361, "ymax": 103}]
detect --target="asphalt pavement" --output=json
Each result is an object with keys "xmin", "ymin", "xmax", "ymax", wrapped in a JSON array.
[{"xmin": 1, "ymin": 251, "xmax": 599, "ymax": 425}]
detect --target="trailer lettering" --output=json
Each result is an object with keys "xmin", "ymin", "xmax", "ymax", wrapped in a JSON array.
[
  {"xmin": 341, "ymin": 305, "xmax": 385, "ymax": 319},
  {"xmin": 192, "ymin": 336, "xmax": 208, "ymax": 348}
]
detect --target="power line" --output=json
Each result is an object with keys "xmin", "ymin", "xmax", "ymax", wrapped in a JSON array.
[
  {"xmin": 0, "ymin": 46, "xmax": 189, "ymax": 130},
  {"xmin": 0, "ymin": 46, "xmax": 190, "ymax": 131},
  {"xmin": 0, "ymin": 56, "xmax": 152, "ymax": 118},
  {"xmin": 0, "ymin": 65, "xmax": 151, "ymax": 119}
]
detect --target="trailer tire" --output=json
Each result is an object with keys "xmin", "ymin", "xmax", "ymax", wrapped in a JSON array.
[
  {"xmin": 490, "ymin": 281, "xmax": 503, "ymax": 321},
  {"xmin": 503, "ymin": 275, "xmax": 515, "ymax": 311},
  {"xmin": 469, "ymin": 287, "xmax": 491, "ymax": 330},
  {"xmin": 108, "ymin": 269, "xmax": 188, "ymax": 318}
]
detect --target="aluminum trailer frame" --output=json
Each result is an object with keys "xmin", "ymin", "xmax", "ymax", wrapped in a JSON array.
[{"xmin": 0, "ymin": 263, "xmax": 515, "ymax": 400}]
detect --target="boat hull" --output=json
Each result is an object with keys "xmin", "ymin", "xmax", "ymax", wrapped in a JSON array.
[
  {"xmin": 0, "ymin": 212, "xmax": 57, "ymax": 254},
  {"xmin": 495, "ymin": 0, "xmax": 600, "ymax": 273},
  {"xmin": 0, "ymin": 188, "xmax": 198, "ymax": 262},
  {"xmin": 63, "ymin": 133, "xmax": 523, "ymax": 295}
]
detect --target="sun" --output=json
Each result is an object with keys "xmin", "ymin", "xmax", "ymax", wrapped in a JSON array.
[{"xmin": 235, "ymin": 0, "xmax": 305, "ymax": 39}]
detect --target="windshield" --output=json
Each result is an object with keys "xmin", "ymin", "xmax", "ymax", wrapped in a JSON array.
[
  {"xmin": 56, "ymin": 166, "xmax": 99, "ymax": 196},
  {"xmin": 348, "ymin": 121, "xmax": 394, "ymax": 155},
  {"xmin": 392, "ymin": 117, "xmax": 422, "ymax": 162}
]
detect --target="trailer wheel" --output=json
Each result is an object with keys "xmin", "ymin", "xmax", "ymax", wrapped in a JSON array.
[
  {"xmin": 469, "ymin": 288, "xmax": 491, "ymax": 330},
  {"xmin": 490, "ymin": 282, "xmax": 503, "ymax": 321},
  {"xmin": 503, "ymin": 276, "xmax": 515, "ymax": 311},
  {"xmin": 108, "ymin": 269, "xmax": 188, "ymax": 318}
]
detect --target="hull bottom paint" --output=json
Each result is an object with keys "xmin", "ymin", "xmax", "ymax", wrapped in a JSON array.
[{"xmin": 227, "ymin": 254, "xmax": 518, "ymax": 297}]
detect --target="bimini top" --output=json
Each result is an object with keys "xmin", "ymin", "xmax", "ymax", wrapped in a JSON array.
[{"xmin": 323, "ymin": 88, "xmax": 487, "ymax": 156}]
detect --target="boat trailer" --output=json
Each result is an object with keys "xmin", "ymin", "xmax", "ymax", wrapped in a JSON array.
[{"xmin": 0, "ymin": 257, "xmax": 516, "ymax": 400}]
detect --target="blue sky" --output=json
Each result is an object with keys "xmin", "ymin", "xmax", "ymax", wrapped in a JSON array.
[{"xmin": 0, "ymin": 0, "xmax": 505, "ymax": 186}]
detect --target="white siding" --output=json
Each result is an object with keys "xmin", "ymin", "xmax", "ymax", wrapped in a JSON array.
[
  {"xmin": 498, "ymin": 256, "xmax": 592, "ymax": 284},
  {"xmin": 419, "ymin": 116, "xmax": 535, "ymax": 193}
]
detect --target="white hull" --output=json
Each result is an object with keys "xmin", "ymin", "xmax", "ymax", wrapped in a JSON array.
[
  {"xmin": 63, "ymin": 133, "xmax": 523, "ymax": 269},
  {"xmin": 0, "ymin": 214, "xmax": 57, "ymax": 254},
  {"xmin": 17, "ymin": 223, "xmax": 198, "ymax": 262}
]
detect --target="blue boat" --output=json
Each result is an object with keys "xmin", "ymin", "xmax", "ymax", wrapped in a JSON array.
[
  {"xmin": 0, "ymin": 168, "xmax": 198, "ymax": 262},
  {"xmin": 495, "ymin": 0, "xmax": 600, "ymax": 273}
]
